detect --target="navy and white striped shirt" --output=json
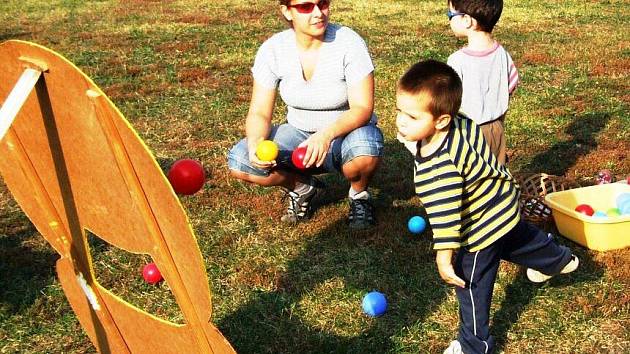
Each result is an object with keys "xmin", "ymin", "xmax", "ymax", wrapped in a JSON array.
[{"xmin": 414, "ymin": 116, "xmax": 520, "ymax": 252}]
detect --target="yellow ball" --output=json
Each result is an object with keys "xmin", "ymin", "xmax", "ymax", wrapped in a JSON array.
[{"xmin": 256, "ymin": 140, "xmax": 279, "ymax": 161}]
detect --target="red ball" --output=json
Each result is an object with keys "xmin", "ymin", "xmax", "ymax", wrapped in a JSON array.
[
  {"xmin": 142, "ymin": 262, "xmax": 163, "ymax": 284},
  {"xmin": 167, "ymin": 159, "xmax": 205, "ymax": 195},
  {"xmin": 575, "ymin": 204, "xmax": 595, "ymax": 216},
  {"xmin": 291, "ymin": 146, "xmax": 308, "ymax": 169}
]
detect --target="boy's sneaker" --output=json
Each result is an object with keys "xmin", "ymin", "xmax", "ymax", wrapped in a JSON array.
[
  {"xmin": 443, "ymin": 340, "xmax": 463, "ymax": 354},
  {"xmin": 348, "ymin": 191, "xmax": 376, "ymax": 229},
  {"xmin": 526, "ymin": 255, "xmax": 579, "ymax": 283},
  {"xmin": 280, "ymin": 184, "xmax": 318, "ymax": 224}
]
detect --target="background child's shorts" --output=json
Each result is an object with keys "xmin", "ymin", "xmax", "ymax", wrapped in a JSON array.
[{"xmin": 480, "ymin": 115, "xmax": 507, "ymax": 165}]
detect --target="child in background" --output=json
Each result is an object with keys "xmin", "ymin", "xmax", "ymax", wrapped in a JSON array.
[
  {"xmin": 395, "ymin": 60, "xmax": 578, "ymax": 354},
  {"xmin": 447, "ymin": 0, "xmax": 518, "ymax": 165}
]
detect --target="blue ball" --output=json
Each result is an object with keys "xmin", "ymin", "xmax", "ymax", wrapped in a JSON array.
[
  {"xmin": 617, "ymin": 193, "xmax": 630, "ymax": 209},
  {"xmin": 408, "ymin": 216, "xmax": 426, "ymax": 234},
  {"xmin": 592, "ymin": 211, "xmax": 607, "ymax": 218},
  {"xmin": 362, "ymin": 291, "xmax": 387, "ymax": 317}
]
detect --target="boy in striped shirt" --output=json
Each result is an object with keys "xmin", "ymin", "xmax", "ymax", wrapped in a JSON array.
[
  {"xmin": 447, "ymin": 0, "xmax": 519, "ymax": 165},
  {"xmin": 396, "ymin": 60, "xmax": 578, "ymax": 354}
]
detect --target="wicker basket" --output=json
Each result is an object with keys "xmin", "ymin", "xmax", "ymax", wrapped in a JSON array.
[{"xmin": 513, "ymin": 173, "xmax": 581, "ymax": 223}]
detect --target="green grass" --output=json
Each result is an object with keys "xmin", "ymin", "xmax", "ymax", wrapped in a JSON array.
[{"xmin": 1, "ymin": 0, "xmax": 629, "ymax": 353}]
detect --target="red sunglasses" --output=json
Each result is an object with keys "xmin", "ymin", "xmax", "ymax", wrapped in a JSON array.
[{"xmin": 287, "ymin": 0, "xmax": 330, "ymax": 14}]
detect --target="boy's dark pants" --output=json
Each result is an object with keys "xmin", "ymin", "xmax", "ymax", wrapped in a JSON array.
[{"xmin": 454, "ymin": 220, "xmax": 573, "ymax": 354}]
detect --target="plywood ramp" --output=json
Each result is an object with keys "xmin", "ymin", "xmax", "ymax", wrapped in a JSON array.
[{"xmin": 0, "ymin": 40, "xmax": 235, "ymax": 354}]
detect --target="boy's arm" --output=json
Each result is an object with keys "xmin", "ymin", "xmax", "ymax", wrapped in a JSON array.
[
  {"xmin": 422, "ymin": 174, "xmax": 464, "ymax": 250},
  {"xmin": 436, "ymin": 249, "xmax": 466, "ymax": 288},
  {"xmin": 415, "ymin": 130, "xmax": 466, "ymax": 285},
  {"xmin": 507, "ymin": 52, "xmax": 519, "ymax": 95}
]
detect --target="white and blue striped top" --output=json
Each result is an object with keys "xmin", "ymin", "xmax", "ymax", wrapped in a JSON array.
[{"xmin": 252, "ymin": 23, "xmax": 377, "ymax": 132}]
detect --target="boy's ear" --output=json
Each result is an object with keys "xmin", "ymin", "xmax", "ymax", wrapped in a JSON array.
[
  {"xmin": 465, "ymin": 14, "xmax": 477, "ymax": 30},
  {"xmin": 435, "ymin": 114, "xmax": 452, "ymax": 130}
]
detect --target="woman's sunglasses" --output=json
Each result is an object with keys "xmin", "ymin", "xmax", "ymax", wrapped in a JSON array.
[{"xmin": 287, "ymin": 0, "xmax": 330, "ymax": 14}]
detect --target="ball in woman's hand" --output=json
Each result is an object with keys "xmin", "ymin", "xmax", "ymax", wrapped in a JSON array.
[
  {"xmin": 256, "ymin": 140, "xmax": 279, "ymax": 161},
  {"xmin": 292, "ymin": 146, "xmax": 308, "ymax": 169}
]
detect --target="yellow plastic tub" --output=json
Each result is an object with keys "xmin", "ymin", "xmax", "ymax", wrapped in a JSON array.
[{"xmin": 544, "ymin": 183, "xmax": 630, "ymax": 251}]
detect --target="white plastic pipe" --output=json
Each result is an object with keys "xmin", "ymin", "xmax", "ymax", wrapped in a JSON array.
[{"xmin": 0, "ymin": 68, "xmax": 42, "ymax": 142}]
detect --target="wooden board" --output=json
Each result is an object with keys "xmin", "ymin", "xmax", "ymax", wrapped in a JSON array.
[{"xmin": 0, "ymin": 40, "xmax": 234, "ymax": 354}]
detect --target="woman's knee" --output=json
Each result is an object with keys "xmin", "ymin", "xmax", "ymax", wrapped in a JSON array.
[
  {"xmin": 342, "ymin": 155, "xmax": 381, "ymax": 176},
  {"xmin": 340, "ymin": 125, "xmax": 384, "ymax": 164}
]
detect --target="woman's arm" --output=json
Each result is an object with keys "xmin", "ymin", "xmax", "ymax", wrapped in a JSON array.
[
  {"xmin": 245, "ymin": 80, "xmax": 277, "ymax": 169},
  {"xmin": 301, "ymin": 72, "xmax": 375, "ymax": 168}
]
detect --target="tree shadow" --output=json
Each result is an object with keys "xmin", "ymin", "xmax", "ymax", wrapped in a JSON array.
[
  {"xmin": 0, "ymin": 30, "xmax": 33, "ymax": 42},
  {"xmin": 217, "ymin": 203, "xmax": 446, "ymax": 353},
  {"xmin": 491, "ymin": 228, "xmax": 603, "ymax": 351},
  {"xmin": 521, "ymin": 112, "xmax": 611, "ymax": 175},
  {"xmin": 0, "ymin": 224, "xmax": 58, "ymax": 313}
]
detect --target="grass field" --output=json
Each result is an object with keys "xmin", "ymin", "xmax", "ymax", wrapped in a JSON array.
[{"xmin": 1, "ymin": 0, "xmax": 629, "ymax": 353}]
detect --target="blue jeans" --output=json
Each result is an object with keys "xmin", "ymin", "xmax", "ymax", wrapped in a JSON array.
[{"xmin": 227, "ymin": 123, "xmax": 384, "ymax": 177}]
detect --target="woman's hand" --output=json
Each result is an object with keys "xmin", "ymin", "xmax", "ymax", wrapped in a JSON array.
[
  {"xmin": 248, "ymin": 147, "xmax": 276, "ymax": 170},
  {"xmin": 248, "ymin": 139, "xmax": 276, "ymax": 170},
  {"xmin": 299, "ymin": 130, "xmax": 333, "ymax": 168},
  {"xmin": 436, "ymin": 250, "xmax": 466, "ymax": 288}
]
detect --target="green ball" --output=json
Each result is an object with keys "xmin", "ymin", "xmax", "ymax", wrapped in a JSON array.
[{"xmin": 606, "ymin": 208, "xmax": 621, "ymax": 217}]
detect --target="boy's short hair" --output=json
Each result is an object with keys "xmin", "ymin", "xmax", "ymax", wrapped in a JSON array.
[
  {"xmin": 398, "ymin": 60, "xmax": 462, "ymax": 119},
  {"xmin": 450, "ymin": 0, "xmax": 503, "ymax": 33}
]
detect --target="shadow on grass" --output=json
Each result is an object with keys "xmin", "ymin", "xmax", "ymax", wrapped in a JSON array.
[
  {"xmin": 0, "ymin": 225, "xmax": 58, "ymax": 314},
  {"xmin": 217, "ymin": 140, "xmax": 603, "ymax": 353},
  {"xmin": 492, "ymin": 237, "xmax": 603, "ymax": 352},
  {"xmin": 521, "ymin": 112, "xmax": 611, "ymax": 175},
  {"xmin": 0, "ymin": 31, "xmax": 32, "ymax": 42},
  {"xmin": 217, "ymin": 205, "xmax": 446, "ymax": 353}
]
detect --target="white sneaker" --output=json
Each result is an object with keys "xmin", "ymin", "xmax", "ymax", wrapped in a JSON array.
[
  {"xmin": 280, "ymin": 185, "xmax": 318, "ymax": 223},
  {"xmin": 443, "ymin": 340, "xmax": 463, "ymax": 354},
  {"xmin": 527, "ymin": 255, "xmax": 579, "ymax": 283}
]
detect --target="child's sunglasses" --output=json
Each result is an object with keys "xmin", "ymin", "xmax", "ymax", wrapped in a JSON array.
[
  {"xmin": 287, "ymin": 0, "xmax": 330, "ymax": 14},
  {"xmin": 447, "ymin": 9, "xmax": 466, "ymax": 20}
]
